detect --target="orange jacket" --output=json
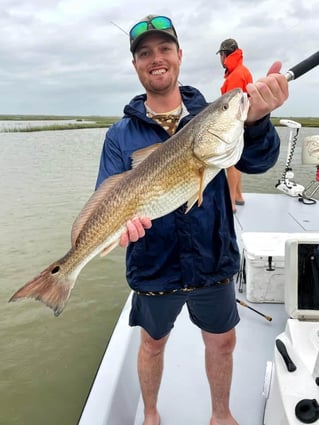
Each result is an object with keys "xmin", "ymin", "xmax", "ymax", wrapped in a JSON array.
[{"xmin": 220, "ymin": 48, "xmax": 253, "ymax": 94}]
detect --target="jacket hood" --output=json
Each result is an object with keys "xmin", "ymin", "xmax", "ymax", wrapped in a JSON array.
[{"xmin": 224, "ymin": 48, "xmax": 244, "ymax": 75}]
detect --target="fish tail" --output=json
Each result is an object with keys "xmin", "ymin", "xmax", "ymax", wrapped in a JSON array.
[{"xmin": 9, "ymin": 262, "xmax": 75, "ymax": 316}]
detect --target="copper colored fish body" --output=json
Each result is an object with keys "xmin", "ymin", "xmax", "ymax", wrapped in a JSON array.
[{"xmin": 9, "ymin": 89, "xmax": 249, "ymax": 316}]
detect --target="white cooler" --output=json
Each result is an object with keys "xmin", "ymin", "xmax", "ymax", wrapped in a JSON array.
[{"xmin": 241, "ymin": 232, "xmax": 290, "ymax": 303}]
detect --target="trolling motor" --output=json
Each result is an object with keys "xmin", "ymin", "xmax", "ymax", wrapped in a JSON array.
[{"xmin": 275, "ymin": 119, "xmax": 305, "ymax": 197}]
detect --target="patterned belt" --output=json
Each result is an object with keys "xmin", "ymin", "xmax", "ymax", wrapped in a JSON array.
[{"xmin": 134, "ymin": 278, "xmax": 231, "ymax": 296}]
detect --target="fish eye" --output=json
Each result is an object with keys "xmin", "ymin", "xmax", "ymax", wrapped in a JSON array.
[
  {"xmin": 51, "ymin": 266, "xmax": 60, "ymax": 274},
  {"xmin": 222, "ymin": 103, "xmax": 229, "ymax": 111}
]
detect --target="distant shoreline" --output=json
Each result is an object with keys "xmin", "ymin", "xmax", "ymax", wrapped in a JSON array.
[
  {"xmin": 0, "ymin": 115, "xmax": 120, "ymax": 132},
  {"xmin": 1, "ymin": 114, "xmax": 318, "ymax": 132}
]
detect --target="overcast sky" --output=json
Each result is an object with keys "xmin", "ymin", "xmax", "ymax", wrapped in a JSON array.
[{"xmin": 1, "ymin": 0, "xmax": 318, "ymax": 117}]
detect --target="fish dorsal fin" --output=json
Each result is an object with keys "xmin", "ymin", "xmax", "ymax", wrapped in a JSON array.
[
  {"xmin": 131, "ymin": 143, "xmax": 162, "ymax": 168},
  {"xmin": 185, "ymin": 167, "xmax": 206, "ymax": 213},
  {"xmin": 71, "ymin": 171, "xmax": 131, "ymax": 247}
]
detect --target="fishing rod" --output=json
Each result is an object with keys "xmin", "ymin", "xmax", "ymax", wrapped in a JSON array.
[
  {"xmin": 236, "ymin": 298, "xmax": 272, "ymax": 322},
  {"xmin": 285, "ymin": 51, "xmax": 319, "ymax": 81},
  {"xmin": 110, "ymin": 21, "xmax": 128, "ymax": 35}
]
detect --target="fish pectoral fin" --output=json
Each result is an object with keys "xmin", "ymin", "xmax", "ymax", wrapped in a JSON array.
[
  {"xmin": 184, "ymin": 167, "xmax": 207, "ymax": 213},
  {"xmin": 100, "ymin": 241, "xmax": 119, "ymax": 257},
  {"xmin": 71, "ymin": 171, "xmax": 131, "ymax": 247},
  {"xmin": 198, "ymin": 167, "xmax": 206, "ymax": 207},
  {"xmin": 185, "ymin": 194, "xmax": 199, "ymax": 213},
  {"xmin": 131, "ymin": 143, "xmax": 162, "ymax": 168}
]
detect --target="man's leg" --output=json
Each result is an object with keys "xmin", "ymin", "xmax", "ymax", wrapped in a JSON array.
[
  {"xmin": 138, "ymin": 328, "xmax": 169, "ymax": 425},
  {"xmin": 227, "ymin": 166, "xmax": 244, "ymax": 211},
  {"xmin": 236, "ymin": 171, "xmax": 244, "ymax": 204},
  {"xmin": 202, "ymin": 328, "xmax": 239, "ymax": 425}
]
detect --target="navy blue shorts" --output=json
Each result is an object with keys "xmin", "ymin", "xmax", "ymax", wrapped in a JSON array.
[{"xmin": 129, "ymin": 279, "xmax": 240, "ymax": 340}]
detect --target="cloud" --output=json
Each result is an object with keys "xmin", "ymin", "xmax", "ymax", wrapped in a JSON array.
[{"xmin": 0, "ymin": 0, "xmax": 318, "ymax": 116}]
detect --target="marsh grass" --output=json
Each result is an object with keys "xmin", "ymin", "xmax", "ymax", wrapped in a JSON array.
[
  {"xmin": 270, "ymin": 117, "xmax": 319, "ymax": 127},
  {"xmin": 0, "ymin": 115, "xmax": 120, "ymax": 132},
  {"xmin": 1, "ymin": 114, "xmax": 318, "ymax": 132}
]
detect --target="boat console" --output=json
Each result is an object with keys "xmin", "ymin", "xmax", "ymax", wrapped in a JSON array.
[{"xmin": 264, "ymin": 234, "xmax": 319, "ymax": 424}]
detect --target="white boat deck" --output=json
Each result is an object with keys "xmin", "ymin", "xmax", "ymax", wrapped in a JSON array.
[
  {"xmin": 234, "ymin": 193, "xmax": 319, "ymax": 233},
  {"xmin": 78, "ymin": 193, "xmax": 319, "ymax": 425}
]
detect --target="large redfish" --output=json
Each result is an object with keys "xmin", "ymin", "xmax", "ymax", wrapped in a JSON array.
[{"xmin": 9, "ymin": 89, "xmax": 249, "ymax": 316}]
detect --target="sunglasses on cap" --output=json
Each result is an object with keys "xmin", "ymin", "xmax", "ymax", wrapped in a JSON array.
[{"xmin": 130, "ymin": 16, "xmax": 174, "ymax": 42}]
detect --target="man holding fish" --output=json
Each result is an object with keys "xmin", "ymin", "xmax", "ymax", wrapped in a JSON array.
[
  {"xmin": 96, "ymin": 14, "xmax": 288, "ymax": 425},
  {"xmin": 10, "ymin": 13, "xmax": 289, "ymax": 425}
]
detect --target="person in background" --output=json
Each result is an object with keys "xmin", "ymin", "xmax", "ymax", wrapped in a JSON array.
[
  {"xmin": 217, "ymin": 38, "xmax": 253, "ymax": 212},
  {"xmin": 96, "ymin": 14, "xmax": 288, "ymax": 425}
]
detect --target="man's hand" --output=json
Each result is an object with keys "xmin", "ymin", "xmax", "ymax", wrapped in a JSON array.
[
  {"xmin": 245, "ymin": 61, "xmax": 289, "ymax": 125},
  {"xmin": 119, "ymin": 217, "xmax": 152, "ymax": 247}
]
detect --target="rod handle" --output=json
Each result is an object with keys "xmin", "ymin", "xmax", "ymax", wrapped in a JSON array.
[
  {"xmin": 285, "ymin": 51, "xmax": 319, "ymax": 81},
  {"xmin": 236, "ymin": 298, "xmax": 272, "ymax": 322}
]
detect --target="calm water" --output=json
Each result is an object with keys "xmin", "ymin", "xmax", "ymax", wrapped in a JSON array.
[
  {"xmin": 0, "ymin": 125, "xmax": 318, "ymax": 425},
  {"xmin": 0, "ymin": 128, "xmax": 130, "ymax": 425}
]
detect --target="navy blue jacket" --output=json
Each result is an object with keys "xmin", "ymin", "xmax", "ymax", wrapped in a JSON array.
[{"xmin": 96, "ymin": 86, "xmax": 280, "ymax": 292}]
